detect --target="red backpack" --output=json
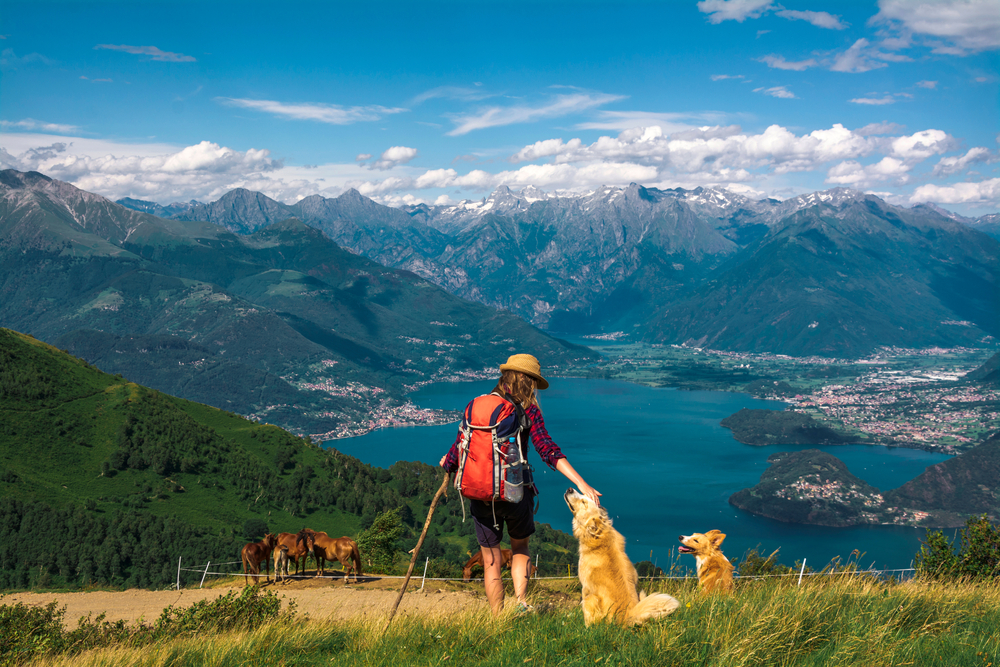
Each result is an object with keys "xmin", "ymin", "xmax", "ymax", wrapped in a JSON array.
[{"xmin": 453, "ymin": 393, "xmax": 528, "ymax": 503}]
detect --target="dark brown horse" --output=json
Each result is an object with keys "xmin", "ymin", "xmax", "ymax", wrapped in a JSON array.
[
  {"xmin": 275, "ymin": 530, "xmax": 313, "ymax": 576},
  {"xmin": 461, "ymin": 549, "xmax": 537, "ymax": 581},
  {"xmin": 241, "ymin": 533, "xmax": 278, "ymax": 585},
  {"xmin": 307, "ymin": 531, "xmax": 362, "ymax": 583}
]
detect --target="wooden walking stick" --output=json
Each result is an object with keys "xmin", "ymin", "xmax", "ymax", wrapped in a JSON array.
[{"xmin": 384, "ymin": 472, "xmax": 451, "ymax": 632}]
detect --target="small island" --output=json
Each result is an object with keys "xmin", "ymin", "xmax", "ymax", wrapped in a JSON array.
[
  {"xmin": 729, "ymin": 436, "xmax": 999, "ymax": 528},
  {"xmin": 721, "ymin": 408, "xmax": 855, "ymax": 446}
]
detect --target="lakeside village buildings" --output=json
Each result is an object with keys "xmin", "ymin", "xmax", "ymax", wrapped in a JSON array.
[{"xmin": 775, "ymin": 476, "xmax": 932, "ymax": 526}]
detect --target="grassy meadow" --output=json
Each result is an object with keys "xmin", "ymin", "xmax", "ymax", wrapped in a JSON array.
[{"xmin": 11, "ymin": 574, "xmax": 999, "ymax": 667}]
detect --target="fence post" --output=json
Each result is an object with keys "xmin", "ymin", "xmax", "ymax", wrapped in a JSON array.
[
  {"xmin": 200, "ymin": 561, "xmax": 211, "ymax": 589},
  {"xmin": 176, "ymin": 556, "xmax": 182, "ymax": 590},
  {"xmin": 798, "ymin": 559, "xmax": 807, "ymax": 587},
  {"xmin": 420, "ymin": 557, "xmax": 429, "ymax": 590},
  {"xmin": 534, "ymin": 554, "xmax": 539, "ymax": 579}
]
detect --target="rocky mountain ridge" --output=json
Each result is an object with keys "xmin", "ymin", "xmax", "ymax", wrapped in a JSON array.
[{"xmin": 111, "ymin": 179, "xmax": 1000, "ymax": 357}]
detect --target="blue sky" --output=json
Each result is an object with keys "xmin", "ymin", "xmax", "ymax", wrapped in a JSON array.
[{"xmin": 1, "ymin": 0, "xmax": 998, "ymax": 214}]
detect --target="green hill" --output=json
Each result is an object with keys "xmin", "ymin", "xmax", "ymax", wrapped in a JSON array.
[
  {"xmin": 0, "ymin": 328, "xmax": 576, "ymax": 589},
  {"xmin": 720, "ymin": 408, "xmax": 855, "ymax": 446}
]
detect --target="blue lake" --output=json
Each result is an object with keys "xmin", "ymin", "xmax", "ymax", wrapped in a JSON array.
[{"xmin": 332, "ymin": 377, "xmax": 953, "ymax": 571}]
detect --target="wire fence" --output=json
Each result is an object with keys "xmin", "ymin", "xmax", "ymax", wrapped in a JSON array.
[{"xmin": 176, "ymin": 556, "xmax": 916, "ymax": 591}]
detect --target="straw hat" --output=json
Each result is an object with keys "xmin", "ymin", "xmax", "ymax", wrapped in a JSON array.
[{"xmin": 499, "ymin": 353, "xmax": 549, "ymax": 390}]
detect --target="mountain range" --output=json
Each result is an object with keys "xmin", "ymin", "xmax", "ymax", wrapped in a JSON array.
[
  {"xmin": 0, "ymin": 169, "xmax": 595, "ymax": 440},
  {"xmin": 119, "ymin": 181, "xmax": 1000, "ymax": 357}
]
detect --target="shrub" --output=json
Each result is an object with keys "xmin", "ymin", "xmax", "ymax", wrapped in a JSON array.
[
  {"xmin": 915, "ymin": 514, "xmax": 1000, "ymax": 578},
  {"xmin": 0, "ymin": 600, "xmax": 67, "ymax": 666}
]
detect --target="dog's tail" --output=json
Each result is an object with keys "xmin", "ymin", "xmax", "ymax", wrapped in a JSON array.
[{"xmin": 628, "ymin": 591, "xmax": 680, "ymax": 625}]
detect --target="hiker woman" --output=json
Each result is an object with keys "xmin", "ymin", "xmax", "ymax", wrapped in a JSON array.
[{"xmin": 439, "ymin": 353, "xmax": 601, "ymax": 615}]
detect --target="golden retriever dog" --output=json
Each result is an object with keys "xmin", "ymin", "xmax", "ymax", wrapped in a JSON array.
[
  {"xmin": 564, "ymin": 489, "xmax": 680, "ymax": 626},
  {"xmin": 678, "ymin": 530, "xmax": 735, "ymax": 593}
]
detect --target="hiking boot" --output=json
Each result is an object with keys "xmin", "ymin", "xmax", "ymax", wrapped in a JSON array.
[{"xmin": 514, "ymin": 601, "xmax": 536, "ymax": 615}]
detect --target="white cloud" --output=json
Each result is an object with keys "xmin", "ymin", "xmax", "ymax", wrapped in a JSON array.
[
  {"xmin": 94, "ymin": 44, "xmax": 195, "ymax": 62},
  {"xmin": 574, "ymin": 110, "xmax": 708, "ymax": 133},
  {"xmin": 916, "ymin": 80, "xmax": 938, "ymax": 89},
  {"xmin": 1, "ymin": 118, "xmax": 80, "ymax": 134},
  {"xmin": 932, "ymin": 146, "xmax": 996, "ymax": 176},
  {"xmin": 850, "ymin": 96, "xmax": 896, "ymax": 105},
  {"xmin": 910, "ymin": 178, "xmax": 1000, "ymax": 205},
  {"xmin": 216, "ymin": 98, "xmax": 408, "ymax": 125},
  {"xmin": 759, "ymin": 55, "xmax": 818, "ymax": 71},
  {"xmin": 697, "ymin": 0, "xmax": 774, "ymax": 24},
  {"xmin": 856, "ymin": 122, "xmax": 907, "ymax": 136},
  {"xmin": 754, "ymin": 86, "xmax": 796, "ymax": 99},
  {"xmin": 445, "ymin": 92, "xmax": 625, "ymax": 136},
  {"xmin": 831, "ymin": 39, "xmax": 890, "ymax": 73},
  {"xmin": 711, "ymin": 74, "xmax": 746, "ymax": 81},
  {"xmin": 355, "ymin": 153, "xmax": 372, "ymax": 162},
  {"xmin": 0, "ymin": 135, "xmax": 298, "ymax": 202},
  {"xmin": 874, "ymin": 0, "xmax": 1000, "ymax": 53},
  {"xmin": 368, "ymin": 146, "xmax": 419, "ymax": 170},
  {"xmin": 507, "ymin": 123, "xmax": 879, "ymax": 178},
  {"xmin": 775, "ymin": 9, "xmax": 848, "ymax": 30},
  {"xmin": 511, "ymin": 138, "xmax": 584, "ymax": 163},
  {"xmin": 411, "ymin": 85, "xmax": 494, "ymax": 105},
  {"xmin": 889, "ymin": 129, "xmax": 956, "ymax": 160},
  {"xmin": 0, "ymin": 48, "xmax": 54, "ymax": 69},
  {"xmin": 827, "ymin": 157, "xmax": 911, "ymax": 187}
]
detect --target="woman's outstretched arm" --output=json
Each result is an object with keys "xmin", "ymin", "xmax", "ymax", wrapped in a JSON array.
[{"xmin": 555, "ymin": 458, "xmax": 602, "ymax": 506}]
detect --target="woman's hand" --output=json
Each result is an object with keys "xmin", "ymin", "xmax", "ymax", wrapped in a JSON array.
[
  {"xmin": 578, "ymin": 482, "xmax": 602, "ymax": 507},
  {"xmin": 439, "ymin": 454, "xmax": 448, "ymax": 468}
]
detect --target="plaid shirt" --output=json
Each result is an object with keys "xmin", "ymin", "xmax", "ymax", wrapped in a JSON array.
[{"xmin": 441, "ymin": 403, "xmax": 565, "ymax": 473}]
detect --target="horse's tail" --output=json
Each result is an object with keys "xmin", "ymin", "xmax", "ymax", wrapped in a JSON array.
[
  {"xmin": 240, "ymin": 546, "xmax": 252, "ymax": 586},
  {"xmin": 352, "ymin": 541, "xmax": 362, "ymax": 578}
]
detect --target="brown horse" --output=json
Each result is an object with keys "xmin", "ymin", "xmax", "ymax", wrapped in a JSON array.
[
  {"xmin": 462, "ymin": 549, "xmax": 537, "ymax": 581},
  {"xmin": 241, "ymin": 533, "xmax": 278, "ymax": 585},
  {"xmin": 307, "ymin": 531, "xmax": 362, "ymax": 583},
  {"xmin": 462, "ymin": 549, "xmax": 513, "ymax": 581},
  {"xmin": 275, "ymin": 530, "xmax": 313, "ymax": 576}
]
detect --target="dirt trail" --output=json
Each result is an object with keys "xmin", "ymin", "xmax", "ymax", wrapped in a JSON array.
[{"xmin": 4, "ymin": 578, "xmax": 489, "ymax": 628}]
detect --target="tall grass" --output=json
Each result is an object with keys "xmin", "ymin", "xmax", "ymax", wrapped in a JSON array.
[{"xmin": 20, "ymin": 575, "xmax": 1000, "ymax": 667}]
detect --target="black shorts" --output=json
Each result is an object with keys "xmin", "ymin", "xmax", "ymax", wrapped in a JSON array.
[{"xmin": 470, "ymin": 492, "xmax": 536, "ymax": 548}]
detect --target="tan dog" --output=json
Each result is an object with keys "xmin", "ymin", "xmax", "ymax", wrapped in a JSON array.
[
  {"xmin": 564, "ymin": 489, "xmax": 680, "ymax": 626},
  {"xmin": 678, "ymin": 530, "xmax": 735, "ymax": 593}
]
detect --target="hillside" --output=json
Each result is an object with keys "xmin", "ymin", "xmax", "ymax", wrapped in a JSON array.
[
  {"xmin": 965, "ymin": 351, "xmax": 1000, "ymax": 386},
  {"xmin": 721, "ymin": 408, "xmax": 855, "ymax": 446},
  {"xmin": 0, "ymin": 328, "xmax": 576, "ymax": 589},
  {"xmin": 729, "ymin": 439, "xmax": 1000, "ymax": 527},
  {"xmin": 0, "ymin": 170, "xmax": 597, "ymax": 440}
]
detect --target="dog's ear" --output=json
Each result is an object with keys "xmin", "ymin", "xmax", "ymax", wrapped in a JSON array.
[
  {"xmin": 585, "ymin": 516, "xmax": 605, "ymax": 541},
  {"xmin": 707, "ymin": 530, "xmax": 726, "ymax": 547}
]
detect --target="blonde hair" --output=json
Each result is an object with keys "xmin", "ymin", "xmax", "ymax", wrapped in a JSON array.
[{"xmin": 494, "ymin": 370, "xmax": 539, "ymax": 408}]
